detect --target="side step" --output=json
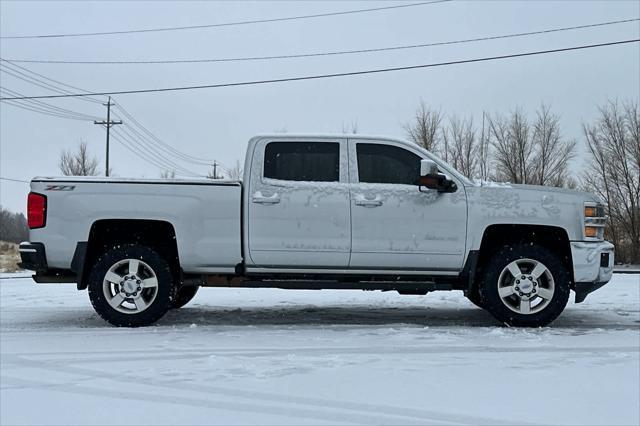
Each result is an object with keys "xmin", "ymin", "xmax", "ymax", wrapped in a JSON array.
[{"xmin": 202, "ymin": 276, "xmax": 453, "ymax": 292}]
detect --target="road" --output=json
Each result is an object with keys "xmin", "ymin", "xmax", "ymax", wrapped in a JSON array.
[{"xmin": 1, "ymin": 273, "xmax": 638, "ymax": 425}]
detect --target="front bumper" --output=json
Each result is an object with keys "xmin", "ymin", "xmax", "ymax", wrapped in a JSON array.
[{"xmin": 570, "ymin": 240, "xmax": 615, "ymax": 303}]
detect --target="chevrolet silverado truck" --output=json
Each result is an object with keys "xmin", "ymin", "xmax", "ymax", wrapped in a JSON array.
[{"xmin": 19, "ymin": 134, "xmax": 614, "ymax": 327}]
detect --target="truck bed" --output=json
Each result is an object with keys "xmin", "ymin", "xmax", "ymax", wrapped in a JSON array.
[{"xmin": 29, "ymin": 177, "xmax": 243, "ymax": 274}]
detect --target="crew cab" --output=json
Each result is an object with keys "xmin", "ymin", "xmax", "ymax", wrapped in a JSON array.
[{"xmin": 19, "ymin": 134, "xmax": 614, "ymax": 327}]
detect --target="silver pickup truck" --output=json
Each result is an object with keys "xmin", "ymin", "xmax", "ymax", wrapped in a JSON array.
[{"xmin": 19, "ymin": 134, "xmax": 614, "ymax": 327}]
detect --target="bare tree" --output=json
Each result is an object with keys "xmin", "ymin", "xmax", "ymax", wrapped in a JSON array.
[
  {"xmin": 487, "ymin": 108, "xmax": 534, "ymax": 184},
  {"xmin": 341, "ymin": 120, "xmax": 359, "ymax": 135},
  {"xmin": 488, "ymin": 105, "xmax": 575, "ymax": 186},
  {"xmin": 59, "ymin": 141, "xmax": 99, "ymax": 176},
  {"xmin": 404, "ymin": 102, "xmax": 443, "ymax": 153},
  {"xmin": 443, "ymin": 115, "xmax": 477, "ymax": 178},
  {"xmin": 583, "ymin": 100, "xmax": 640, "ymax": 263},
  {"xmin": 159, "ymin": 169, "xmax": 176, "ymax": 179},
  {"xmin": 477, "ymin": 111, "xmax": 491, "ymax": 181},
  {"xmin": 530, "ymin": 104, "xmax": 577, "ymax": 186},
  {"xmin": 226, "ymin": 160, "xmax": 244, "ymax": 180}
]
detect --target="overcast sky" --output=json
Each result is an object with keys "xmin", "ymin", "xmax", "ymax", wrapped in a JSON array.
[{"xmin": 1, "ymin": 0, "xmax": 639, "ymax": 213}]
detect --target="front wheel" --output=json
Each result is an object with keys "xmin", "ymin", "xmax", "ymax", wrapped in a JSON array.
[
  {"xmin": 88, "ymin": 245, "xmax": 175, "ymax": 327},
  {"xmin": 480, "ymin": 244, "xmax": 570, "ymax": 327}
]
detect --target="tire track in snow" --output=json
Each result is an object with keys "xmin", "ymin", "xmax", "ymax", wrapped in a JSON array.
[
  {"xmin": 3, "ymin": 354, "xmax": 538, "ymax": 426},
  {"xmin": 4, "ymin": 344, "xmax": 639, "ymax": 365}
]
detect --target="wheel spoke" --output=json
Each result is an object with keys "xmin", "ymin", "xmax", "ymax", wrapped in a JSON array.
[
  {"xmin": 128, "ymin": 259, "xmax": 140, "ymax": 276},
  {"xmin": 133, "ymin": 297, "xmax": 148, "ymax": 311},
  {"xmin": 140, "ymin": 277, "xmax": 158, "ymax": 288},
  {"xmin": 104, "ymin": 271, "xmax": 123, "ymax": 284},
  {"xmin": 531, "ymin": 262, "xmax": 548, "ymax": 279},
  {"xmin": 519, "ymin": 299, "xmax": 531, "ymax": 314},
  {"xmin": 536, "ymin": 287, "xmax": 554, "ymax": 300},
  {"xmin": 108, "ymin": 293, "xmax": 125, "ymax": 309},
  {"xmin": 498, "ymin": 286, "xmax": 515, "ymax": 298},
  {"xmin": 506, "ymin": 261, "xmax": 522, "ymax": 278}
]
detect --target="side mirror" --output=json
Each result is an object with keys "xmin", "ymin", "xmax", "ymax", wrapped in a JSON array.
[{"xmin": 419, "ymin": 159, "xmax": 457, "ymax": 193}]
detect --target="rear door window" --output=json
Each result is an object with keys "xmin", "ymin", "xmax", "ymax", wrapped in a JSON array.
[{"xmin": 264, "ymin": 142, "xmax": 339, "ymax": 182}]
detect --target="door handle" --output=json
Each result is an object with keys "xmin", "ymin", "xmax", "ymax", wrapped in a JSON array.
[
  {"xmin": 354, "ymin": 195, "xmax": 383, "ymax": 207},
  {"xmin": 252, "ymin": 191, "xmax": 281, "ymax": 204}
]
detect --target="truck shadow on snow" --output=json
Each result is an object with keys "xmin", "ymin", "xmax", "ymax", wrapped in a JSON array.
[
  {"xmin": 11, "ymin": 304, "xmax": 638, "ymax": 330},
  {"xmin": 153, "ymin": 305, "xmax": 639, "ymax": 330}
]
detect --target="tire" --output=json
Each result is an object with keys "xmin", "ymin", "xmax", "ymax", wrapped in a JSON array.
[
  {"xmin": 479, "ymin": 244, "xmax": 570, "ymax": 327},
  {"xmin": 88, "ymin": 245, "xmax": 175, "ymax": 327},
  {"xmin": 171, "ymin": 285, "xmax": 199, "ymax": 309}
]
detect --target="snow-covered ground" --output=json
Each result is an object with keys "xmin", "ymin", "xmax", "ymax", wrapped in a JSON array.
[{"xmin": 1, "ymin": 273, "xmax": 638, "ymax": 425}]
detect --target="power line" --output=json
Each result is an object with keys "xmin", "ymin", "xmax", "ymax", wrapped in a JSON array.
[
  {"xmin": 0, "ymin": 177, "xmax": 29, "ymax": 183},
  {"xmin": 0, "ymin": 1, "xmax": 449, "ymax": 39},
  {"xmin": 112, "ymin": 121, "xmax": 206, "ymax": 177},
  {"xmin": 0, "ymin": 61, "xmax": 103, "ymax": 104},
  {"xmin": 113, "ymin": 103, "xmax": 219, "ymax": 166},
  {"xmin": 113, "ymin": 106, "xmax": 232, "ymax": 174},
  {"xmin": 2, "ymin": 59, "xmax": 229, "ymax": 172},
  {"xmin": 0, "ymin": 86, "xmax": 101, "ymax": 120},
  {"xmin": 1, "ymin": 39, "xmax": 637, "ymax": 101},
  {"xmin": 6, "ymin": 17, "xmax": 637, "ymax": 65},
  {"xmin": 110, "ymin": 128, "xmax": 205, "ymax": 177},
  {"xmin": 1, "ymin": 99, "xmax": 97, "ymax": 121}
]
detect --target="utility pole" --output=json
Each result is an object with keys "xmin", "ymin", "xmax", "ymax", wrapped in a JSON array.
[
  {"xmin": 94, "ymin": 96, "xmax": 122, "ymax": 177},
  {"xmin": 212, "ymin": 161, "xmax": 220, "ymax": 179}
]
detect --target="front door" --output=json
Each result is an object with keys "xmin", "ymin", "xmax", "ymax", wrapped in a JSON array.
[
  {"xmin": 247, "ymin": 139, "xmax": 351, "ymax": 268},
  {"xmin": 348, "ymin": 139, "xmax": 467, "ymax": 272}
]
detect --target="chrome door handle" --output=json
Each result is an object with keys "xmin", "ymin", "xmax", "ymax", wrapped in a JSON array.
[
  {"xmin": 354, "ymin": 195, "xmax": 383, "ymax": 207},
  {"xmin": 252, "ymin": 191, "xmax": 281, "ymax": 204}
]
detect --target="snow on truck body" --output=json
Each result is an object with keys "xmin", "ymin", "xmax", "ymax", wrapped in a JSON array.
[{"xmin": 19, "ymin": 134, "xmax": 614, "ymax": 327}]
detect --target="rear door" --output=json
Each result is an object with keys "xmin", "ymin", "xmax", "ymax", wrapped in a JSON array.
[{"xmin": 247, "ymin": 138, "xmax": 351, "ymax": 268}]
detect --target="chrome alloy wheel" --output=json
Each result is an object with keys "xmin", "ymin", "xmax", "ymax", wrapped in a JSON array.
[
  {"xmin": 497, "ymin": 258, "xmax": 555, "ymax": 315},
  {"xmin": 102, "ymin": 258, "xmax": 159, "ymax": 314}
]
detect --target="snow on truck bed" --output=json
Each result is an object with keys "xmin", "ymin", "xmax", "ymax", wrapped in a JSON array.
[{"xmin": 1, "ymin": 274, "xmax": 638, "ymax": 425}]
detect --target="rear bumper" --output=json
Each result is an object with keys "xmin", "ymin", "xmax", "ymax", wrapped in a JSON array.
[
  {"xmin": 571, "ymin": 241, "xmax": 615, "ymax": 303},
  {"xmin": 17, "ymin": 242, "xmax": 47, "ymax": 272},
  {"xmin": 18, "ymin": 242, "xmax": 76, "ymax": 283}
]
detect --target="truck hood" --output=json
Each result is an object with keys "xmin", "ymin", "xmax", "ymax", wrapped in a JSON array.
[
  {"xmin": 464, "ymin": 182, "xmax": 599, "ymax": 239},
  {"xmin": 510, "ymin": 183, "xmax": 599, "ymax": 200},
  {"xmin": 468, "ymin": 181, "xmax": 599, "ymax": 203}
]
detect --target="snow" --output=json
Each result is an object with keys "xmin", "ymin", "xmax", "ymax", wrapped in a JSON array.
[{"xmin": 1, "ymin": 273, "xmax": 639, "ymax": 425}]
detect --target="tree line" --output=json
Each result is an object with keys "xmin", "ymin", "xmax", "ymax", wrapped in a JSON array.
[{"xmin": 0, "ymin": 207, "xmax": 28, "ymax": 244}]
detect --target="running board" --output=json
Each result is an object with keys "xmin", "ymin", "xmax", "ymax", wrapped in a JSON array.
[{"xmin": 202, "ymin": 276, "xmax": 453, "ymax": 292}]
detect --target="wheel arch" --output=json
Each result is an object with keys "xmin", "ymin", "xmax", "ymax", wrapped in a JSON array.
[
  {"xmin": 77, "ymin": 219, "xmax": 180, "ymax": 290},
  {"xmin": 469, "ymin": 224, "xmax": 574, "ymax": 293}
]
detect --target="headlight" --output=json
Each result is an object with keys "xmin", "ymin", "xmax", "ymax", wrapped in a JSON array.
[
  {"xmin": 584, "ymin": 205, "xmax": 604, "ymax": 218},
  {"xmin": 584, "ymin": 202, "xmax": 606, "ymax": 240}
]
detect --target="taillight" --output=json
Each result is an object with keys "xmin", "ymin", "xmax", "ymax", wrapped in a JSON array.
[{"xmin": 27, "ymin": 192, "xmax": 47, "ymax": 229}]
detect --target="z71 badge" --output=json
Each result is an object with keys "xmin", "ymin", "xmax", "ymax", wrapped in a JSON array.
[{"xmin": 45, "ymin": 185, "xmax": 75, "ymax": 191}]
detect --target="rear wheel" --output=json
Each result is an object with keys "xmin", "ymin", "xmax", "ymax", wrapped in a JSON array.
[
  {"xmin": 171, "ymin": 285, "xmax": 199, "ymax": 309},
  {"xmin": 480, "ymin": 244, "xmax": 570, "ymax": 327},
  {"xmin": 88, "ymin": 245, "xmax": 175, "ymax": 327}
]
